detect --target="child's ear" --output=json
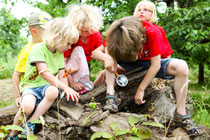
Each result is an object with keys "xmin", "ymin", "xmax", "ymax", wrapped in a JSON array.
[
  {"xmin": 54, "ymin": 37, "xmax": 58, "ymax": 43},
  {"xmin": 30, "ymin": 27, "xmax": 37, "ymax": 35}
]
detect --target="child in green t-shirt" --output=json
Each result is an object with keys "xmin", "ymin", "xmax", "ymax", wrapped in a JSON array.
[
  {"xmin": 12, "ymin": 11, "xmax": 52, "ymax": 109},
  {"xmin": 8, "ymin": 17, "xmax": 80, "ymax": 140}
]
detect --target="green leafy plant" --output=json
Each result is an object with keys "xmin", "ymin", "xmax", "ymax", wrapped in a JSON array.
[
  {"xmin": 90, "ymin": 115, "xmax": 157, "ymax": 140},
  {"xmin": 0, "ymin": 125, "xmax": 24, "ymax": 139}
]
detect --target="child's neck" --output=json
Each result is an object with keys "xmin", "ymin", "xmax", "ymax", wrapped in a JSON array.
[{"xmin": 80, "ymin": 36, "xmax": 88, "ymax": 43}]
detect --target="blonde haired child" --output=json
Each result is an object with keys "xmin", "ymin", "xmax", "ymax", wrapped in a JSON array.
[
  {"xmin": 8, "ymin": 17, "xmax": 79, "ymax": 140},
  {"xmin": 134, "ymin": 0, "xmax": 173, "ymax": 58},
  {"xmin": 64, "ymin": 4, "xmax": 103, "ymax": 93}
]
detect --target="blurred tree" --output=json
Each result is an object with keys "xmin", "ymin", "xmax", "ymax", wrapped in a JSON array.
[
  {"xmin": 2, "ymin": 0, "xmax": 209, "ymax": 84},
  {"xmin": 0, "ymin": 7, "xmax": 27, "ymax": 59},
  {"xmin": 158, "ymin": 5, "xmax": 210, "ymax": 84}
]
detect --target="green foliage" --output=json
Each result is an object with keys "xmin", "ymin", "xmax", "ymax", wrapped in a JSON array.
[
  {"xmin": 0, "ymin": 125, "xmax": 24, "ymax": 139},
  {"xmin": 189, "ymin": 84, "xmax": 210, "ymax": 127},
  {"xmin": 142, "ymin": 122, "xmax": 165, "ymax": 128},
  {"xmin": 110, "ymin": 122, "xmax": 118, "ymax": 131},
  {"xmin": 89, "ymin": 59, "xmax": 104, "ymax": 81},
  {"xmin": 88, "ymin": 102, "xmax": 97, "ymax": 109},
  {"xmin": 91, "ymin": 131, "xmax": 114, "ymax": 140},
  {"xmin": 128, "ymin": 116, "xmax": 141, "ymax": 127},
  {"xmin": 158, "ymin": 6, "xmax": 210, "ymax": 65},
  {"xmin": 83, "ymin": 110, "xmax": 97, "ymax": 126},
  {"xmin": 0, "ymin": 53, "xmax": 17, "ymax": 79},
  {"xmin": 31, "ymin": 119, "xmax": 42, "ymax": 124},
  {"xmin": 0, "ymin": 100, "xmax": 14, "ymax": 108},
  {"xmin": 91, "ymin": 115, "xmax": 152, "ymax": 139},
  {"xmin": 27, "ymin": 0, "xmax": 79, "ymax": 18},
  {"xmin": 0, "ymin": 7, "xmax": 27, "ymax": 59}
]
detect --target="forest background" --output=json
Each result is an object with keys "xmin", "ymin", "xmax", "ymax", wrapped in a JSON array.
[{"xmin": 0, "ymin": 0, "xmax": 209, "ymax": 127}]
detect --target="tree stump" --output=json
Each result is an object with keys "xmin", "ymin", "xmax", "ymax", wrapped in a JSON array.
[{"xmin": 0, "ymin": 67, "xmax": 209, "ymax": 139}]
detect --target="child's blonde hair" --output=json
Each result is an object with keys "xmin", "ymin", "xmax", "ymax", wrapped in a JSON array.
[
  {"xmin": 43, "ymin": 17, "xmax": 79, "ymax": 49},
  {"xmin": 67, "ymin": 4, "xmax": 103, "ymax": 33},
  {"xmin": 103, "ymin": 16, "xmax": 146, "ymax": 62},
  {"xmin": 133, "ymin": 1, "xmax": 158, "ymax": 24}
]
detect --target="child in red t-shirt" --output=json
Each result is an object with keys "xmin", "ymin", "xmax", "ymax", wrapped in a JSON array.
[
  {"xmin": 93, "ymin": 1, "xmax": 173, "ymax": 86},
  {"xmin": 92, "ymin": 16, "xmax": 202, "ymax": 136},
  {"xmin": 133, "ymin": 1, "xmax": 173, "ymax": 58},
  {"xmin": 64, "ymin": 4, "xmax": 103, "ymax": 93}
]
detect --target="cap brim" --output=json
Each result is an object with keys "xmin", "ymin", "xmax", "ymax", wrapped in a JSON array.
[{"xmin": 39, "ymin": 24, "xmax": 47, "ymax": 29}]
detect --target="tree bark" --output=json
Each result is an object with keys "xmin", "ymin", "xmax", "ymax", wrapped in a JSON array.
[
  {"xmin": 199, "ymin": 63, "xmax": 204, "ymax": 84},
  {"xmin": 187, "ymin": 0, "xmax": 194, "ymax": 8},
  {"xmin": 177, "ymin": 0, "xmax": 184, "ymax": 8},
  {"xmin": 165, "ymin": 0, "xmax": 174, "ymax": 8}
]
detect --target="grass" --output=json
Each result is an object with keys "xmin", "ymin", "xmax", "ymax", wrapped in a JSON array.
[
  {"xmin": 0, "ymin": 100, "xmax": 14, "ymax": 108},
  {"xmin": 0, "ymin": 53, "xmax": 16, "ymax": 79},
  {"xmin": 189, "ymin": 83, "xmax": 210, "ymax": 127}
]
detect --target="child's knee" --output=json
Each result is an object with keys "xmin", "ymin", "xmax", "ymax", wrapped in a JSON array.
[
  {"xmin": 45, "ymin": 86, "xmax": 59, "ymax": 100},
  {"xmin": 22, "ymin": 103, "xmax": 35, "ymax": 115},
  {"xmin": 177, "ymin": 60, "xmax": 189, "ymax": 76}
]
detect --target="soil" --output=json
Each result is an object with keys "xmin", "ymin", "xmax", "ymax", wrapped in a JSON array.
[{"xmin": 0, "ymin": 78, "xmax": 15, "ymax": 106}]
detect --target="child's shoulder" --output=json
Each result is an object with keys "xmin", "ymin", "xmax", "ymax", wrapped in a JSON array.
[
  {"xmin": 142, "ymin": 21, "xmax": 161, "ymax": 35},
  {"xmin": 30, "ymin": 42, "xmax": 46, "ymax": 52}
]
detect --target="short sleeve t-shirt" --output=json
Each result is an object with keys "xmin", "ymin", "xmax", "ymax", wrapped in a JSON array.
[
  {"xmin": 15, "ymin": 42, "xmax": 34, "ymax": 73},
  {"xmin": 19, "ymin": 42, "xmax": 64, "ymax": 92},
  {"xmin": 153, "ymin": 24, "xmax": 173, "ymax": 58},
  {"xmin": 64, "ymin": 32, "xmax": 103, "ymax": 62},
  {"xmin": 139, "ymin": 21, "xmax": 165, "ymax": 60}
]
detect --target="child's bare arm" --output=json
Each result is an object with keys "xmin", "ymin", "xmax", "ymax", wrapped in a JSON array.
[
  {"xmin": 92, "ymin": 45, "xmax": 117, "ymax": 72},
  {"xmin": 135, "ymin": 55, "xmax": 161, "ymax": 104},
  {"xmin": 12, "ymin": 70, "xmax": 23, "ymax": 107},
  {"xmin": 36, "ymin": 62, "xmax": 79, "ymax": 102}
]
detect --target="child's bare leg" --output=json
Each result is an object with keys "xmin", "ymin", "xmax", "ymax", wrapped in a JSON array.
[
  {"xmin": 166, "ymin": 59, "xmax": 189, "ymax": 115},
  {"xmin": 10, "ymin": 94, "xmax": 36, "ymax": 136},
  {"xmin": 28, "ymin": 86, "xmax": 59, "ymax": 121},
  {"xmin": 94, "ymin": 70, "xmax": 106, "ymax": 86},
  {"xmin": 105, "ymin": 69, "xmax": 116, "ymax": 95}
]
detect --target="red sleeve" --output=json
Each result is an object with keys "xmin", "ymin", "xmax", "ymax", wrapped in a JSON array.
[
  {"xmin": 64, "ymin": 50, "xmax": 71, "ymax": 58},
  {"xmin": 156, "ymin": 25, "xmax": 173, "ymax": 58},
  {"xmin": 94, "ymin": 32, "xmax": 103, "ymax": 49},
  {"xmin": 103, "ymin": 40, "xmax": 106, "ymax": 47},
  {"xmin": 139, "ymin": 21, "xmax": 161, "ymax": 60}
]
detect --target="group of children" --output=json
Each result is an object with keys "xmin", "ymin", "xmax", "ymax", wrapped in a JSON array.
[{"xmin": 8, "ymin": 1, "xmax": 201, "ymax": 139}]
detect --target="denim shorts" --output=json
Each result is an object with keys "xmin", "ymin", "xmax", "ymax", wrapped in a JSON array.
[
  {"xmin": 118, "ymin": 58, "xmax": 175, "ymax": 80},
  {"xmin": 21, "ymin": 84, "xmax": 61, "ymax": 106}
]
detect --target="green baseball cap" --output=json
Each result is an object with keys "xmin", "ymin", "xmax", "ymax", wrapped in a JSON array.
[{"xmin": 28, "ymin": 11, "xmax": 52, "ymax": 29}]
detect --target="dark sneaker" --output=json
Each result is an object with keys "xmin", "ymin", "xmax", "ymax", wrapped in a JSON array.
[
  {"xmin": 22, "ymin": 122, "xmax": 35, "ymax": 135},
  {"xmin": 6, "ymin": 135, "xmax": 18, "ymax": 140},
  {"xmin": 173, "ymin": 112, "xmax": 203, "ymax": 136},
  {"xmin": 104, "ymin": 95, "xmax": 121, "ymax": 113}
]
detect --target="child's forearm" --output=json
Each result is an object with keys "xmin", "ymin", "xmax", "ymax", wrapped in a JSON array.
[
  {"xmin": 12, "ymin": 71, "xmax": 22, "ymax": 98},
  {"xmin": 41, "ymin": 72, "xmax": 69, "ymax": 90},
  {"xmin": 137, "ymin": 56, "xmax": 161, "ymax": 92},
  {"xmin": 91, "ymin": 45, "xmax": 106, "ymax": 61}
]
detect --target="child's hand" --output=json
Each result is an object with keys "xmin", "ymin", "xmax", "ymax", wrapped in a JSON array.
[
  {"xmin": 70, "ymin": 66, "xmax": 78, "ymax": 75},
  {"xmin": 64, "ymin": 87, "xmax": 80, "ymax": 103},
  {"xmin": 134, "ymin": 90, "xmax": 145, "ymax": 105},
  {"xmin": 70, "ymin": 82, "xmax": 84, "ymax": 91}
]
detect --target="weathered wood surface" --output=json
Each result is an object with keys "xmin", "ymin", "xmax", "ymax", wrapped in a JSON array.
[{"xmin": 0, "ymin": 68, "xmax": 209, "ymax": 140}]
